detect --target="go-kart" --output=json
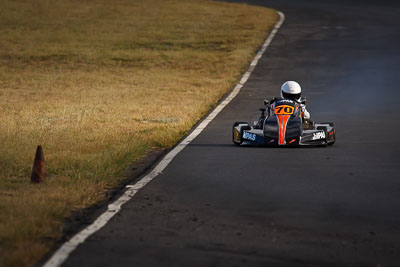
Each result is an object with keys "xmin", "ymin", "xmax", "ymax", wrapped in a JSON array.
[{"xmin": 233, "ymin": 97, "xmax": 335, "ymax": 146}]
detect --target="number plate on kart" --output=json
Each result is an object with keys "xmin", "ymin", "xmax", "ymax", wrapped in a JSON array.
[{"xmin": 274, "ymin": 105, "xmax": 294, "ymax": 115}]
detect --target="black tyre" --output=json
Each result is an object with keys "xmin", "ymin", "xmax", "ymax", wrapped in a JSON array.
[
  {"xmin": 316, "ymin": 126, "xmax": 328, "ymax": 146},
  {"xmin": 319, "ymin": 123, "xmax": 335, "ymax": 145},
  {"xmin": 232, "ymin": 122, "xmax": 250, "ymax": 145},
  {"xmin": 328, "ymin": 128, "xmax": 335, "ymax": 145}
]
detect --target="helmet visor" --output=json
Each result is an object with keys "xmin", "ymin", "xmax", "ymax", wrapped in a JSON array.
[{"xmin": 282, "ymin": 91, "xmax": 301, "ymax": 100}]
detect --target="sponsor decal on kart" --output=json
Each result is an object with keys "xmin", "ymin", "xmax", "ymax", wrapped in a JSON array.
[
  {"xmin": 312, "ymin": 131, "xmax": 326, "ymax": 140},
  {"xmin": 243, "ymin": 131, "xmax": 256, "ymax": 141}
]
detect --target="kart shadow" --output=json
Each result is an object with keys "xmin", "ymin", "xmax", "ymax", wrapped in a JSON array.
[{"xmin": 187, "ymin": 143, "xmax": 328, "ymax": 149}]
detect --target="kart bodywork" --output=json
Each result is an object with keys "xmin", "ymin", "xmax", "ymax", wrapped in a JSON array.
[{"xmin": 233, "ymin": 98, "xmax": 335, "ymax": 146}]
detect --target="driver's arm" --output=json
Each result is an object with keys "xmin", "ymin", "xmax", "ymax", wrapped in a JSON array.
[{"xmin": 302, "ymin": 106, "xmax": 310, "ymax": 120}]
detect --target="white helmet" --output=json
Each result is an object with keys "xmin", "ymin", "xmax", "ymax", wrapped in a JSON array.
[{"xmin": 281, "ymin": 81, "xmax": 301, "ymax": 100}]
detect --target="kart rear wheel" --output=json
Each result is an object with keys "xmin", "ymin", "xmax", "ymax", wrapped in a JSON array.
[
  {"xmin": 232, "ymin": 122, "xmax": 250, "ymax": 145},
  {"xmin": 316, "ymin": 126, "xmax": 328, "ymax": 146},
  {"xmin": 319, "ymin": 123, "xmax": 335, "ymax": 145},
  {"xmin": 328, "ymin": 128, "xmax": 335, "ymax": 145}
]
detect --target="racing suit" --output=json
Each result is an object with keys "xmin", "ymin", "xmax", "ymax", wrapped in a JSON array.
[
  {"xmin": 255, "ymin": 97, "xmax": 310, "ymax": 129},
  {"xmin": 267, "ymin": 97, "xmax": 310, "ymax": 120}
]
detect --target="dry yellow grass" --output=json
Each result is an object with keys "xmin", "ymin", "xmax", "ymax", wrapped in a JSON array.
[{"xmin": 0, "ymin": 0, "xmax": 277, "ymax": 266}]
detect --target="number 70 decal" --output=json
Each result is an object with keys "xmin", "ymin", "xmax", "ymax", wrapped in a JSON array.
[{"xmin": 274, "ymin": 105, "xmax": 294, "ymax": 115}]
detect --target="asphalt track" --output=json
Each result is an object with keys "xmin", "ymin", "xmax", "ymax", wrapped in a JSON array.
[{"xmin": 60, "ymin": 1, "xmax": 400, "ymax": 266}]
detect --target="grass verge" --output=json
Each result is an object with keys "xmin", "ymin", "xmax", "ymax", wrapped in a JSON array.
[{"xmin": 0, "ymin": 0, "xmax": 277, "ymax": 266}]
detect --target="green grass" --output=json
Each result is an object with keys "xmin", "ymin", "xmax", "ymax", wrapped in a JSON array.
[{"xmin": 0, "ymin": 0, "xmax": 277, "ymax": 266}]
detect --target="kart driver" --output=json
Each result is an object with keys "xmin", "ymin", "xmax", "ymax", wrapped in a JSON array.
[
  {"xmin": 256, "ymin": 81, "xmax": 310, "ymax": 129},
  {"xmin": 279, "ymin": 81, "xmax": 310, "ymax": 121}
]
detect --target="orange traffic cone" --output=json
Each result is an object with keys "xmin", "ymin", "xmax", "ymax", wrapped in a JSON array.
[{"xmin": 31, "ymin": 145, "xmax": 46, "ymax": 183}]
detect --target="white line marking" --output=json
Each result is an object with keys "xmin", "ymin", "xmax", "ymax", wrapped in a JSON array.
[{"xmin": 43, "ymin": 11, "xmax": 285, "ymax": 267}]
